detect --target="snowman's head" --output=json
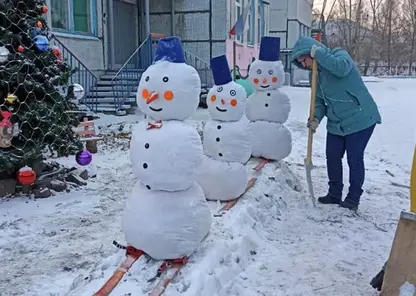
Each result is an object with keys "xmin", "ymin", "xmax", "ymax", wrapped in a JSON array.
[
  {"xmin": 248, "ymin": 60, "xmax": 285, "ymax": 90},
  {"xmin": 207, "ymin": 54, "xmax": 247, "ymax": 121},
  {"xmin": 249, "ymin": 36, "xmax": 285, "ymax": 90},
  {"xmin": 207, "ymin": 81, "xmax": 247, "ymax": 121},
  {"xmin": 136, "ymin": 36, "xmax": 201, "ymax": 121},
  {"xmin": 136, "ymin": 61, "xmax": 201, "ymax": 121}
]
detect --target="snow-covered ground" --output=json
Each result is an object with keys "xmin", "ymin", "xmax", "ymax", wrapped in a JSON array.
[{"xmin": 1, "ymin": 78, "xmax": 415, "ymax": 296}]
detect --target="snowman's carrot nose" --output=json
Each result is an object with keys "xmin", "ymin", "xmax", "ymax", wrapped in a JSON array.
[
  {"xmin": 262, "ymin": 78, "xmax": 267, "ymax": 84},
  {"xmin": 146, "ymin": 91, "xmax": 159, "ymax": 104}
]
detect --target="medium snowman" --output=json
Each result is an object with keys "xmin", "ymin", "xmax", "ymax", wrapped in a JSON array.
[
  {"xmin": 195, "ymin": 55, "xmax": 251, "ymax": 201},
  {"xmin": 122, "ymin": 36, "xmax": 212, "ymax": 260},
  {"xmin": 246, "ymin": 36, "xmax": 292, "ymax": 161}
]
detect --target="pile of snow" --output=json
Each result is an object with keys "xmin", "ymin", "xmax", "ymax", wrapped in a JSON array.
[{"xmin": 66, "ymin": 159, "xmax": 302, "ymax": 296}]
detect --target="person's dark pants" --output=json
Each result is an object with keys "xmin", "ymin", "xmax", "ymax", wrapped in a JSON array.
[{"xmin": 326, "ymin": 124, "xmax": 376, "ymax": 205}]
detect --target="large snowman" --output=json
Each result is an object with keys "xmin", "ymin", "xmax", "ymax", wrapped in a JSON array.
[
  {"xmin": 246, "ymin": 36, "xmax": 292, "ymax": 161},
  {"xmin": 122, "ymin": 36, "xmax": 212, "ymax": 260},
  {"xmin": 195, "ymin": 55, "xmax": 251, "ymax": 201}
]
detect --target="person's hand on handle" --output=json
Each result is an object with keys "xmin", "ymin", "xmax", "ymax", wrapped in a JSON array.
[
  {"xmin": 310, "ymin": 45, "xmax": 319, "ymax": 58},
  {"xmin": 307, "ymin": 118, "xmax": 320, "ymax": 133}
]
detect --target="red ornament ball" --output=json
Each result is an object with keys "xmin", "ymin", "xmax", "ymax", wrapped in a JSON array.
[
  {"xmin": 17, "ymin": 166, "xmax": 36, "ymax": 185},
  {"xmin": 17, "ymin": 45, "xmax": 24, "ymax": 53},
  {"xmin": 41, "ymin": 6, "xmax": 48, "ymax": 14},
  {"xmin": 51, "ymin": 46, "xmax": 61, "ymax": 58}
]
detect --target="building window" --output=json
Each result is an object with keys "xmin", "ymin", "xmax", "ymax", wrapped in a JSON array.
[
  {"xmin": 263, "ymin": 4, "xmax": 269, "ymax": 36},
  {"xmin": 51, "ymin": 0, "xmax": 97, "ymax": 35},
  {"xmin": 257, "ymin": 2, "xmax": 262, "ymax": 44},
  {"xmin": 247, "ymin": 0, "xmax": 255, "ymax": 45},
  {"xmin": 235, "ymin": 0, "xmax": 244, "ymax": 43}
]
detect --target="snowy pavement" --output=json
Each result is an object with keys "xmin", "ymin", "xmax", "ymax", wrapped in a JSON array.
[{"xmin": 0, "ymin": 78, "xmax": 415, "ymax": 296}]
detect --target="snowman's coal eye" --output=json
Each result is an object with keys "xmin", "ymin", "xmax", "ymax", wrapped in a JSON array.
[
  {"xmin": 256, "ymin": 69, "xmax": 262, "ymax": 74},
  {"xmin": 162, "ymin": 76, "xmax": 169, "ymax": 82},
  {"xmin": 230, "ymin": 90, "xmax": 236, "ymax": 96},
  {"xmin": 268, "ymin": 69, "xmax": 274, "ymax": 75},
  {"xmin": 217, "ymin": 86, "xmax": 223, "ymax": 92},
  {"xmin": 145, "ymin": 76, "xmax": 149, "ymax": 82}
]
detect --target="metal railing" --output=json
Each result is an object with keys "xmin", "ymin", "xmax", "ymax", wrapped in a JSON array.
[
  {"xmin": 111, "ymin": 36, "xmax": 153, "ymax": 110},
  {"xmin": 183, "ymin": 50, "xmax": 214, "ymax": 89},
  {"xmin": 49, "ymin": 34, "xmax": 98, "ymax": 112}
]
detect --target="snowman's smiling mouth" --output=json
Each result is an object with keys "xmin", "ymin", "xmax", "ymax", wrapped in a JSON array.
[
  {"xmin": 149, "ymin": 106, "xmax": 163, "ymax": 112},
  {"xmin": 216, "ymin": 106, "xmax": 227, "ymax": 112},
  {"xmin": 260, "ymin": 84, "xmax": 270, "ymax": 88}
]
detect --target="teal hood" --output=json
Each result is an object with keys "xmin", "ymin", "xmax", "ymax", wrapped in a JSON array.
[{"xmin": 290, "ymin": 36, "xmax": 328, "ymax": 70}]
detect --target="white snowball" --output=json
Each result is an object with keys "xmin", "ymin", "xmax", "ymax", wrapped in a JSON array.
[
  {"xmin": 249, "ymin": 121, "xmax": 292, "ymax": 161},
  {"xmin": 202, "ymin": 118, "xmax": 251, "ymax": 164},
  {"xmin": 248, "ymin": 60, "xmax": 285, "ymax": 90},
  {"xmin": 246, "ymin": 89, "xmax": 291, "ymax": 123},
  {"xmin": 206, "ymin": 81, "xmax": 247, "ymax": 122},
  {"xmin": 136, "ymin": 60, "xmax": 201, "ymax": 120},
  {"xmin": 130, "ymin": 120, "xmax": 203, "ymax": 191},
  {"xmin": 122, "ymin": 181, "xmax": 212, "ymax": 260},
  {"xmin": 195, "ymin": 155, "xmax": 249, "ymax": 201}
]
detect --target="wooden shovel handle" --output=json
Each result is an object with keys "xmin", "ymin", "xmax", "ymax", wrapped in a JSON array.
[
  {"xmin": 306, "ymin": 59, "xmax": 318, "ymax": 164},
  {"xmin": 411, "ymin": 145, "xmax": 416, "ymax": 213}
]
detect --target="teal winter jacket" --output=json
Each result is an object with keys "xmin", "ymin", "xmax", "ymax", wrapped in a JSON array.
[{"xmin": 290, "ymin": 36, "xmax": 381, "ymax": 136}]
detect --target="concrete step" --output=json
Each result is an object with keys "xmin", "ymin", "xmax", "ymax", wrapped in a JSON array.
[
  {"xmin": 95, "ymin": 104, "xmax": 132, "ymax": 112},
  {"xmin": 100, "ymin": 74, "xmax": 142, "ymax": 81},
  {"xmin": 87, "ymin": 91, "xmax": 136, "ymax": 98},
  {"xmin": 92, "ymin": 86, "xmax": 139, "ymax": 92},
  {"xmin": 83, "ymin": 97, "xmax": 136, "ymax": 104},
  {"xmin": 96, "ymin": 81, "xmax": 138, "ymax": 88}
]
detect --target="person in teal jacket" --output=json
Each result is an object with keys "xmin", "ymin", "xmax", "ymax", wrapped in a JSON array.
[{"xmin": 290, "ymin": 36, "xmax": 381, "ymax": 211}]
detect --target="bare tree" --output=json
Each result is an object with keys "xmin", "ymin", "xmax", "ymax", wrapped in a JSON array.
[{"xmin": 401, "ymin": 0, "xmax": 416, "ymax": 74}]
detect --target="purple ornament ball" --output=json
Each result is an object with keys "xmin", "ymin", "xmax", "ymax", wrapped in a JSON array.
[{"xmin": 76, "ymin": 150, "xmax": 92, "ymax": 166}]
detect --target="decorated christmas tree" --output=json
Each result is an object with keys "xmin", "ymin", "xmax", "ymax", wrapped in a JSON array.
[{"xmin": 0, "ymin": 0, "xmax": 82, "ymax": 178}]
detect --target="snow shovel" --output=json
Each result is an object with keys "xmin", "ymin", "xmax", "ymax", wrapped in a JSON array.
[
  {"xmin": 380, "ymin": 146, "xmax": 416, "ymax": 295},
  {"xmin": 304, "ymin": 58, "xmax": 318, "ymax": 207}
]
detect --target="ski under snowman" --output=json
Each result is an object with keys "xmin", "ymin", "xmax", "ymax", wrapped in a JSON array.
[
  {"xmin": 246, "ymin": 36, "xmax": 292, "ymax": 170},
  {"xmin": 93, "ymin": 36, "xmax": 212, "ymax": 296},
  {"xmin": 195, "ymin": 55, "xmax": 256, "ymax": 211}
]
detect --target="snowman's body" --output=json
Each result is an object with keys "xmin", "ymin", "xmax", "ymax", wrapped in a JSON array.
[
  {"xmin": 123, "ymin": 181, "xmax": 211, "ymax": 259},
  {"xmin": 122, "ymin": 38, "xmax": 212, "ymax": 260},
  {"xmin": 246, "ymin": 53, "xmax": 292, "ymax": 161},
  {"xmin": 202, "ymin": 118, "xmax": 251, "ymax": 164},
  {"xmin": 195, "ymin": 55, "xmax": 250, "ymax": 201},
  {"xmin": 130, "ymin": 120, "xmax": 202, "ymax": 191}
]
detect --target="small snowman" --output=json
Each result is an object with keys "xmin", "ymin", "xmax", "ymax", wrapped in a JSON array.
[
  {"xmin": 122, "ymin": 36, "xmax": 212, "ymax": 260},
  {"xmin": 195, "ymin": 55, "xmax": 251, "ymax": 201},
  {"xmin": 246, "ymin": 36, "xmax": 292, "ymax": 161}
]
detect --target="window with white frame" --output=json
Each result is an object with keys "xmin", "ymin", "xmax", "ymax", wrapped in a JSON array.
[
  {"xmin": 51, "ymin": 0, "xmax": 97, "ymax": 35},
  {"xmin": 257, "ymin": 2, "xmax": 262, "ymax": 44},
  {"xmin": 263, "ymin": 4, "xmax": 269, "ymax": 36},
  {"xmin": 235, "ymin": 0, "xmax": 244, "ymax": 43},
  {"xmin": 247, "ymin": 0, "xmax": 254, "ymax": 45}
]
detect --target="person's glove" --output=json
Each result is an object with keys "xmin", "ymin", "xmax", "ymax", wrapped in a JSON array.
[
  {"xmin": 310, "ymin": 45, "xmax": 319, "ymax": 58},
  {"xmin": 307, "ymin": 118, "xmax": 320, "ymax": 133}
]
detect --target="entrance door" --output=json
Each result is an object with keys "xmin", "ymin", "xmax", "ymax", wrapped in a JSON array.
[{"xmin": 112, "ymin": 0, "xmax": 138, "ymax": 68}]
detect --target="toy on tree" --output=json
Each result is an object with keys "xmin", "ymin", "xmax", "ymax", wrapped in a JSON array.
[
  {"xmin": 122, "ymin": 36, "xmax": 212, "ymax": 260},
  {"xmin": 246, "ymin": 36, "xmax": 292, "ymax": 161},
  {"xmin": 0, "ymin": 0, "xmax": 82, "ymax": 177},
  {"xmin": 195, "ymin": 55, "xmax": 251, "ymax": 201}
]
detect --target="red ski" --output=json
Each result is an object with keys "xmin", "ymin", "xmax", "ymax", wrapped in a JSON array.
[
  {"xmin": 214, "ymin": 177, "xmax": 256, "ymax": 217},
  {"xmin": 93, "ymin": 242, "xmax": 145, "ymax": 296},
  {"xmin": 254, "ymin": 158, "xmax": 270, "ymax": 171},
  {"xmin": 148, "ymin": 257, "xmax": 189, "ymax": 296}
]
